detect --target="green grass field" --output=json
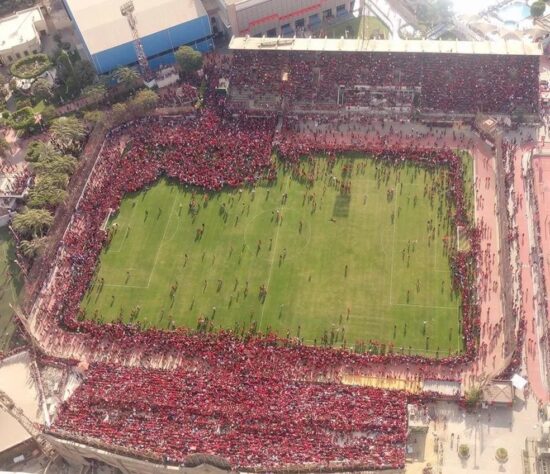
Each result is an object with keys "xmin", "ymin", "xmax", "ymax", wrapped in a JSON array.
[
  {"xmin": 83, "ymin": 155, "xmax": 471, "ymax": 356},
  {"xmin": 0, "ymin": 229, "xmax": 23, "ymax": 351}
]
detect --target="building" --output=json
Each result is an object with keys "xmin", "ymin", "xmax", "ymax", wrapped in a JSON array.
[
  {"xmin": 61, "ymin": 0, "xmax": 214, "ymax": 74},
  {"xmin": 0, "ymin": 7, "xmax": 48, "ymax": 66},
  {"xmin": 205, "ymin": 0, "xmax": 358, "ymax": 38}
]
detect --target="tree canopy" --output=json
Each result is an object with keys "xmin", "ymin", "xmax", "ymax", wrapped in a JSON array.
[
  {"xmin": 19, "ymin": 237, "xmax": 48, "ymax": 259},
  {"xmin": 55, "ymin": 51, "xmax": 96, "ymax": 99},
  {"xmin": 50, "ymin": 116, "xmax": 87, "ymax": 153},
  {"xmin": 129, "ymin": 89, "xmax": 159, "ymax": 115},
  {"xmin": 416, "ymin": 0, "xmax": 454, "ymax": 28},
  {"xmin": 30, "ymin": 78, "xmax": 53, "ymax": 102},
  {"xmin": 113, "ymin": 67, "xmax": 140, "ymax": 90},
  {"xmin": 111, "ymin": 102, "xmax": 129, "ymax": 125},
  {"xmin": 531, "ymin": 1, "xmax": 546, "ymax": 17},
  {"xmin": 12, "ymin": 208, "xmax": 54, "ymax": 239},
  {"xmin": 82, "ymin": 83, "xmax": 106, "ymax": 104},
  {"xmin": 27, "ymin": 177, "xmax": 68, "ymax": 209},
  {"xmin": 174, "ymin": 46, "xmax": 203, "ymax": 76},
  {"xmin": 0, "ymin": 137, "xmax": 9, "ymax": 158}
]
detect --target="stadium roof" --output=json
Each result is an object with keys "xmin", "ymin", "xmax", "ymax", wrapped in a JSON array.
[
  {"xmin": 64, "ymin": 0, "xmax": 207, "ymax": 55},
  {"xmin": 0, "ymin": 7, "xmax": 43, "ymax": 53},
  {"xmin": 229, "ymin": 37, "xmax": 543, "ymax": 56}
]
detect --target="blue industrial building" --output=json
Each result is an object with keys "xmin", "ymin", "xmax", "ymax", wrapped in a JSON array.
[{"xmin": 62, "ymin": 0, "xmax": 214, "ymax": 74}]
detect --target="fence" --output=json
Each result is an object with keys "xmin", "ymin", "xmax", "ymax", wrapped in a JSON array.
[{"xmin": 20, "ymin": 123, "xmax": 108, "ymax": 312}]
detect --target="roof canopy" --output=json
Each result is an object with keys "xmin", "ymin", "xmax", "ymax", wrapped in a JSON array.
[
  {"xmin": 229, "ymin": 36, "xmax": 543, "ymax": 56},
  {"xmin": 65, "ymin": 0, "xmax": 207, "ymax": 55},
  {"xmin": 0, "ymin": 7, "xmax": 43, "ymax": 53}
]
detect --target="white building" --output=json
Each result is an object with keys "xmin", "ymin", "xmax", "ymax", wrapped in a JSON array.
[{"xmin": 0, "ymin": 7, "xmax": 48, "ymax": 65}]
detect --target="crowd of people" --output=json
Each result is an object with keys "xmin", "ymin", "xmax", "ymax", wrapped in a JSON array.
[
  {"xmin": 27, "ymin": 106, "xmax": 483, "ymax": 389},
  {"xmin": 229, "ymin": 50, "xmax": 539, "ymax": 114},
  {"xmin": 20, "ymin": 50, "xmax": 530, "ymax": 468},
  {"xmin": 50, "ymin": 362, "xmax": 408, "ymax": 470},
  {"xmin": 157, "ymin": 84, "xmax": 199, "ymax": 108}
]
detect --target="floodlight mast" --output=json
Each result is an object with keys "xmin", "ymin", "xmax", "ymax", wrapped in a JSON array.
[{"xmin": 120, "ymin": 0, "xmax": 152, "ymax": 80}]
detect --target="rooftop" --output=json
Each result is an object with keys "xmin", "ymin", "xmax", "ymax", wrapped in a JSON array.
[
  {"xmin": 0, "ymin": 352, "xmax": 43, "ymax": 452},
  {"xmin": 64, "ymin": 0, "xmax": 207, "ymax": 55},
  {"xmin": 0, "ymin": 7, "xmax": 43, "ymax": 54},
  {"xmin": 229, "ymin": 36, "xmax": 543, "ymax": 55}
]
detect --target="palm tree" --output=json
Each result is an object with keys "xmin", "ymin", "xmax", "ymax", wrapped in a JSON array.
[
  {"xmin": 27, "ymin": 180, "xmax": 68, "ymax": 209},
  {"xmin": 50, "ymin": 116, "xmax": 87, "ymax": 153},
  {"xmin": 82, "ymin": 84, "xmax": 106, "ymax": 104},
  {"xmin": 12, "ymin": 208, "xmax": 54, "ymax": 239},
  {"xmin": 113, "ymin": 67, "xmax": 140, "ymax": 90},
  {"xmin": 26, "ymin": 141, "xmax": 58, "ymax": 163},
  {"xmin": 19, "ymin": 237, "xmax": 48, "ymax": 259},
  {"xmin": 0, "ymin": 136, "xmax": 10, "ymax": 158},
  {"xmin": 32, "ymin": 154, "xmax": 77, "ymax": 176}
]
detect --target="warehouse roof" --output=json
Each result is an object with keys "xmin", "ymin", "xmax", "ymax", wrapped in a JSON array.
[
  {"xmin": 229, "ymin": 36, "xmax": 543, "ymax": 56},
  {"xmin": 0, "ymin": 7, "xmax": 43, "ymax": 53},
  {"xmin": 64, "ymin": 0, "xmax": 207, "ymax": 55}
]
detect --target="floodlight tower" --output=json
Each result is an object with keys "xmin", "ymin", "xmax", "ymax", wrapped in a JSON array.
[
  {"xmin": 360, "ymin": 0, "xmax": 369, "ymax": 45},
  {"xmin": 120, "ymin": 0, "xmax": 152, "ymax": 80}
]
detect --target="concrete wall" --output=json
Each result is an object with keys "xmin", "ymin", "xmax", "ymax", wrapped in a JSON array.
[
  {"xmin": 89, "ymin": 16, "xmax": 213, "ymax": 74},
  {"xmin": 46, "ymin": 436, "xmax": 230, "ymax": 474}
]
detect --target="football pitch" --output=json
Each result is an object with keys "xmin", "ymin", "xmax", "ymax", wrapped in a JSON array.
[{"xmin": 82, "ymin": 155, "xmax": 472, "ymax": 356}]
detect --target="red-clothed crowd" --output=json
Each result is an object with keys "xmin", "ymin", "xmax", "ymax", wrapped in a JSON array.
[
  {"xmin": 229, "ymin": 50, "xmax": 539, "ymax": 114},
  {"xmin": 28, "ymin": 104, "xmax": 486, "ymax": 470},
  {"xmin": 30, "ymin": 108, "xmax": 481, "ymax": 378},
  {"xmin": 157, "ymin": 84, "xmax": 199, "ymax": 108},
  {"xmin": 50, "ymin": 363, "xmax": 408, "ymax": 470}
]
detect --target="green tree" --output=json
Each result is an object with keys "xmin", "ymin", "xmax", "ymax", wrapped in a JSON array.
[
  {"xmin": 458, "ymin": 444, "xmax": 470, "ymax": 459},
  {"xmin": 25, "ymin": 141, "xmax": 57, "ymax": 163},
  {"xmin": 0, "ymin": 136, "xmax": 9, "ymax": 158},
  {"xmin": 19, "ymin": 237, "xmax": 48, "ymax": 259},
  {"xmin": 495, "ymin": 448, "xmax": 508, "ymax": 464},
  {"xmin": 30, "ymin": 78, "xmax": 53, "ymax": 102},
  {"xmin": 27, "ymin": 179, "xmax": 68, "ymax": 208},
  {"xmin": 50, "ymin": 116, "xmax": 87, "ymax": 152},
  {"xmin": 73, "ymin": 60, "xmax": 96, "ymax": 90},
  {"xmin": 12, "ymin": 208, "xmax": 54, "ymax": 239},
  {"xmin": 111, "ymin": 102, "xmax": 129, "ymax": 125},
  {"xmin": 37, "ymin": 172, "xmax": 70, "ymax": 190},
  {"xmin": 113, "ymin": 67, "xmax": 140, "ymax": 90},
  {"xmin": 129, "ymin": 89, "xmax": 159, "ymax": 115},
  {"xmin": 531, "ymin": 1, "xmax": 546, "ymax": 17},
  {"xmin": 82, "ymin": 84, "xmax": 106, "ymax": 104},
  {"xmin": 32, "ymin": 154, "xmax": 77, "ymax": 176},
  {"xmin": 464, "ymin": 385, "xmax": 483, "ymax": 411},
  {"xmin": 174, "ymin": 46, "xmax": 203, "ymax": 76},
  {"xmin": 40, "ymin": 104, "xmax": 57, "ymax": 125},
  {"xmin": 83, "ymin": 109, "xmax": 105, "ymax": 126},
  {"xmin": 416, "ymin": 0, "xmax": 454, "ymax": 28},
  {"xmin": 55, "ymin": 50, "xmax": 74, "ymax": 83}
]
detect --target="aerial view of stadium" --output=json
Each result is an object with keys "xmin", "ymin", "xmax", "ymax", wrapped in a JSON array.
[{"xmin": 1, "ymin": 0, "xmax": 550, "ymax": 473}]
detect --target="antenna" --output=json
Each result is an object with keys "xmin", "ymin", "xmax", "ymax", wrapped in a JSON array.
[{"xmin": 120, "ymin": 0, "xmax": 152, "ymax": 80}]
